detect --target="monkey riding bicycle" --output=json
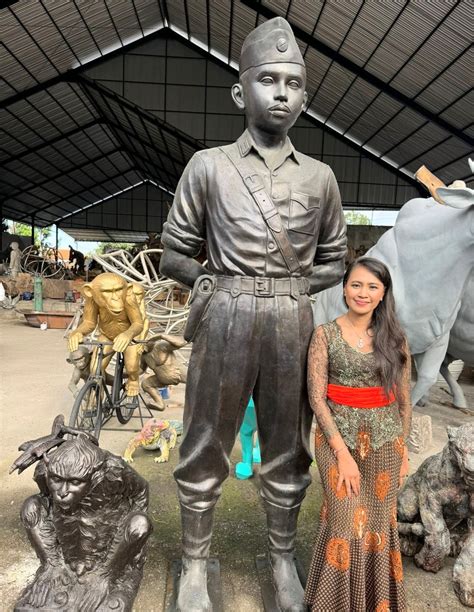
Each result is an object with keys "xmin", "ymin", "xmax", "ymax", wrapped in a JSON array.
[{"xmin": 68, "ymin": 339, "xmax": 148, "ymax": 439}]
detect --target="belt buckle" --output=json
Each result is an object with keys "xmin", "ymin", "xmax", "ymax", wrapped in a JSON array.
[{"xmin": 255, "ymin": 277, "xmax": 274, "ymax": 297}]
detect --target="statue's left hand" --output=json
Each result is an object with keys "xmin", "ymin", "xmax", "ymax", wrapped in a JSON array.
[
  {"xmin": 113, "ymin": 332, "xmax": 132, "ymax": 353},
  {"xmin": 24, "ymin": 565, "xmax": 70, "ymax": 608}
]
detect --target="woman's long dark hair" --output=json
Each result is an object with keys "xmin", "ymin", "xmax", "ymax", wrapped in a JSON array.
[{"xmin": 343, "ymin": 257, "xmax": 407, "ymax": 396}]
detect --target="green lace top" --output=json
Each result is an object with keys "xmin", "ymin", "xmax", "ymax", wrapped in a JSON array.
[{"xmin": 308, "ymin": 320, "xmax": 412, "ymax": 450}]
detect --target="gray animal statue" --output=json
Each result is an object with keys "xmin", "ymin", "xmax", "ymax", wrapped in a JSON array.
[
  {"xmin": 66, "ymin": 346, "xmax": 92, "ymax": 397},
  {"xmin": 314, "ymin": 169, "xmax": 474, "ymax": 411},
  {"xmin": 139, "ymin": 334, "xmax": 188, "ymax": 411},
  {"xmin": 10, "ymin": 415, "xmax": 152, "ymax": 612},
  {"xmin": 397, "ymin": 423, "xmax": 474, "ymax": 607}
]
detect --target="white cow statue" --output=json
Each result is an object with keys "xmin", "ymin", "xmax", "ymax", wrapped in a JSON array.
[{"xmin": 314, "ymin": 171, "xmax": 474, "ymax": 412}]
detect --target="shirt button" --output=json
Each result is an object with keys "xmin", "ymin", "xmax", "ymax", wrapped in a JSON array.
[
  {"xmin": 272, "ymin": 171, "xmax": 278, "ymax": 177},
  {"xmin": 268, "ymin": 241, "xmax": 275, "ymax": 251}
]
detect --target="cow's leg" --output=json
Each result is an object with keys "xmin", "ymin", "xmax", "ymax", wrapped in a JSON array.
[
  {"xmin": 440, "ymin": 354, "xmax": 468, "ymax": 410},
  {"xmin": 412, "ymin": 333, "xmax": 450, "ymax": 406}
]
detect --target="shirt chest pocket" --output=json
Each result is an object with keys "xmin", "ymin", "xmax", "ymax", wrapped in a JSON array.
[{"xmin": 289, "ymin": 191, "xmax": 320, "ymax": 235}]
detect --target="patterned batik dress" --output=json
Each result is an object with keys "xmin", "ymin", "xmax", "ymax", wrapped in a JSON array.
[{"xmin": 304, "ymin": 321, "xmax": 412, "ymax": 612}]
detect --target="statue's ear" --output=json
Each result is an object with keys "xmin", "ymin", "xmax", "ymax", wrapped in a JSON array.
[
  {"xmin": 82, "ymin": 284, "xmax": 93, "ymax": 299},
  {"xmin": 447, "ymin": 425, "xmax": 458, "ymax": 442}
]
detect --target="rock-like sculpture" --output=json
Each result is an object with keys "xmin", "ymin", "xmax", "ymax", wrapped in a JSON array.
[
  {"xmin": 123, "ymin": 418, "xmax": 183, "ymax": 464},
  {"xmin": 66, "ymin": 346, "xmax": 92, "ymax": 397},
  {"xmin": 68, "ymin": 273, "xmax": 145, "ymax": 406},
  {"xmin": 139, "ymin": 334, "xmax": 188, "ymax": 411},
  {"xmin": 10, "ymin": 241, "xmax": 21, "ymax": 278},
  {"xmin": 397, "ymin": 422, "xmax": 474, "ymax": 607},
  {"xmin": 10, "ymin": 415, "xmax": 152, "ymax": 612}
]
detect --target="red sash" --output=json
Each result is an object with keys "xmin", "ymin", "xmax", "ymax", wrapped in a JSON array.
[{"xmin": 327, "ymin": 384, "xmax": 395, "ymax": 409}]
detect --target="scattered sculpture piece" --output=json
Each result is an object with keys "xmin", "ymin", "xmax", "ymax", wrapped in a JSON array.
[
  {"xmin": 314, "ymin": 165, "xmax": 474, "ymax": 410},
  {"xmin": 235, "ymin": 398, "xmax": 261, "ymax": 480},
  {"xmin": 397, "ymin": 423, "xmax": 474, "ymax": 607},
  {"xmin": 123, "ymin": 418, "xmax": 183, "ymax": 464},
  {"xmin": 68, "ymin": 245, "xmax": 85, "ymax": 275},
  {"xmin": 10, "ymin": 415, "xmax": 152, "ymax": 612},
  {"xmin": 67, "ymin": 273, "xmax": 145, "ymax": 405},
  {"xmin": 66, "ymin": 346, "xmax": 92, "ymax": 397},
  {"xmin": 406, "ymin": 413, "xmax": 432, "ymax": 454},
  {"xmin": 10, "ymin": 241, "xmax": 21, "ymax": 278},
  {"xmin": 140, "ymin": 334, "xmax": 188, "ymax": 411}
]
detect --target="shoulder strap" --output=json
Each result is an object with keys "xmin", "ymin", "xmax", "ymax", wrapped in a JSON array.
[{"xmin": 220, "ymin": 145, "xmax": 302, "ymax": 275}]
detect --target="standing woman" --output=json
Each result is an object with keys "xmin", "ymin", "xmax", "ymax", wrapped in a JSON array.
[{"xmin": 304, "ymin": 257, "xmax": 412, "ymax": 612}]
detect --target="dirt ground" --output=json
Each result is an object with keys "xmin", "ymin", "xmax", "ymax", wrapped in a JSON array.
[{"xmin": 0, "ymin": 306, "xmax": 472, "ymax": 611}]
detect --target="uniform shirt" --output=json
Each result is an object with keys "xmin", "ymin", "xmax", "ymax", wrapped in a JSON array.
[{"xmin": 162, "ymin": 130, "xmax": 347, "ymax": 278}]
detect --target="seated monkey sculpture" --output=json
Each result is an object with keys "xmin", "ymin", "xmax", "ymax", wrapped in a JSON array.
[
  {"xmin": 397, "ymin": 423, "xmax": 473, "ymax": 607},
  {"xmin": 11, "ymin": 416, "xmax": 152, "ymax": 612},
  {"xmin": 68, "ymin": 273, "xmax": 145, "ymax": 405},
  {"xmin": 139, "ymin": 334, "xmax": 188, "ymax": 411}
]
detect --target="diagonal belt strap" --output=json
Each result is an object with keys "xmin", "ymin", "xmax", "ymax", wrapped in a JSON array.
[{"xmin": 220, "ymin": 145, "xmax": 302, "ymax": 275}]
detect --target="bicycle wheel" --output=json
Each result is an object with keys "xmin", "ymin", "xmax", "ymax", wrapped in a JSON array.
[
  {"xmin": 114, "ymin": 354, "xmax": 135, "ymax": 424},
  {"xmin": 69, "ymin": 380, "xmax": 103, "ymax": 438}
]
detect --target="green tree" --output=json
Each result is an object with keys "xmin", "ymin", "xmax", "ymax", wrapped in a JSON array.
[
  {"xmin": 8, "ymin": 221, "xmax": 52, "ymax": 248},
  {"xmin": 95, "ymin": 242, "xmax": 135, "ymax": 254},
  {"xmin": 344, "ymin": 211, "xmax": 371, "ymax": 225}
]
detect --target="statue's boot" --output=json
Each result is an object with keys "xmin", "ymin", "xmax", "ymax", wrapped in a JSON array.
[
  {"xmin": 177, "ymin": 504, "xmax": 214, "ymax": 612},
  {"xmin": 265, "ymin": 502, "xmax": 306, "ymax": 612}
]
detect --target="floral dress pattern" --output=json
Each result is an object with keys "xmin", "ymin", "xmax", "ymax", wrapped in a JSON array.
[{"xmin": 304, "ymin": 321, "xmax": 411, "ymax": 612}]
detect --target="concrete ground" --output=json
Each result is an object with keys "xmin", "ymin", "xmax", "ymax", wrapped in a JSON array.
[{"xmin": 0, "ymin": 304, "xmax": 472, "ymax": 611}]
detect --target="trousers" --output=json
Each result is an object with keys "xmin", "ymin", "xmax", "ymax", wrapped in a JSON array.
[{"xmin": 174, "ymin": 284, "xmax": 314, "ymax": 512}]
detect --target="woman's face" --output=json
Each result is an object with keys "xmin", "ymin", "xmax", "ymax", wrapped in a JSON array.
[{"xmin": 344, "ymin": 265, "xmax": 385, "ymax": 316}]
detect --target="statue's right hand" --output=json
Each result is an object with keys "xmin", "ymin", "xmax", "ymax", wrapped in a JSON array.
[{"xmin": 68, "ymin": 331, "xmax": 83, "ymax": 352}]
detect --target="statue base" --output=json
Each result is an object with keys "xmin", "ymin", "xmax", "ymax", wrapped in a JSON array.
[
  {"xmin": 164, "ymin": 559, "xmax": 223, "ymax": 612},
  {"xmin": 255, "ymin": 553, "xmax": 306, "ymax": 612}
]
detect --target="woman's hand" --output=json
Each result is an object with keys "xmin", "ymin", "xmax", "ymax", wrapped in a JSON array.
[
  {"xmin": 399, "ymin": 445, "xmax": 409, "ymax": 487},
  {"xmin": 336, "ymin": 447, "xmax": 360, "ymax": 498}
]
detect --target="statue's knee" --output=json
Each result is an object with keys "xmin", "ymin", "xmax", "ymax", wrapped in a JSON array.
[
  {"xmin": 125, "ymin": 513, "xmax": 152, "ymax": 542},
  {"xmin": 20, "ymin": 496, "xmax": 45, "ymax": 529}
]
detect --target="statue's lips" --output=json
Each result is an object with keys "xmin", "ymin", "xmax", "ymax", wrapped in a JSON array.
[{"xmin": 269, "ymin": 106, "xmax": 290, "ymax": 115}]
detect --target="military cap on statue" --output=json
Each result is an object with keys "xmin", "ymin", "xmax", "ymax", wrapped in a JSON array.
[{"xmin": 239, "ymin": 16, "xmax": 305, "ymax": 75}]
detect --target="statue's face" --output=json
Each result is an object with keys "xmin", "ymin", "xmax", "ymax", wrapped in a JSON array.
[
  {"xmin": 239, "ymin": 63, "xmax": 307, "ymax": 134},
  {"xmin": 47, "ymin": 470, "xmax": 92, "ymax": 511},
  {"xmin": 93, "ymin": 276, "xmax": 127, "ymax": 315}
]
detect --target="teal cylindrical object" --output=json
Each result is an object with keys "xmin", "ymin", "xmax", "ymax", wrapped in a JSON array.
[{"xmin": 34, "ymin": 275, "xmax": 43, "ymax": 311}]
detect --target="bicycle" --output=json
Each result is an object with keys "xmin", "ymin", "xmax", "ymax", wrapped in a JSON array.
[{"xmin": 69, "ymin": 339, "xmax": 146, "ymax": 439}]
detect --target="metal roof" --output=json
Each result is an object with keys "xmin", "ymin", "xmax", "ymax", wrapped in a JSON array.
[{"xmin": 1, "ymin": 0, "xmax": 472, "ymax": 230}]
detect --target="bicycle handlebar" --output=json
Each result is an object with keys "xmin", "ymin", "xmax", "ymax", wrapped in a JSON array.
[{"xmin": 79, "ymin": 339, "xmax": 148, "ymax": 347}]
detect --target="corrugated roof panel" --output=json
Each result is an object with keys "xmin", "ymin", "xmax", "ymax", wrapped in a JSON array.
[
  {"xmin": 285, "ymin": 0, "xmax": 324, "ymax": 35},
  {"xmin": 365, "ymin": 1, "xmax": 450, "ymax": 82},
  {"xmin": 327, "ymin": 77, "xmax": 380, "ymax": 132},
  {"xmin": 135, "ymin": 0, "xmax": 163, "ymax": 35},
  {"xmin": 304, "ymin": 48, "xmax": 332, "ymax": 99},
  {"xmin": 43, "ymin": 0, "xmax": 99, "ymax": 68},
  {"xmin": 106, "ymin": 0, "xmax": 141, "ymax": 42},
  {"xmin": 365, "ymin": 107, "xmax": 430, "ymax": 156},
  {"xmin": 229, "ymin": 1, "xmax": 255, "ymax": 66},
  {"xmin": 71, "ymin": 1, "xmax": 124, "ymax": 55},
  {"xmin": 310, "ymin": 63, "xmax": 356, "ymax": 119},
  {"xmin": 440, "ymin": 90, "xmax": 473, "ymax": 129},
  {"xmin": 209, "ymin": 0, "xmax": 232, "ymax": 61},
  {"xmin": 404, "ymin": 136, "xmax": 472, "ymax": 178},
  {"xmin": 314, "ymin": 1, "xmax": 364, "ymax": 53},
  {"xmin": 339, "ymin": 1, "xmax": 406, "ymax": 65},
  {"xmin": 386, "ymin": 122, "xmax": 452, "ymax": 167},
  {"xmin": 166, "ymin": 0, "xmax": 189, "ymax": 35},
  {"xmin": 188, "ymin": 0, "xmax": 208, "ymax": 41}
]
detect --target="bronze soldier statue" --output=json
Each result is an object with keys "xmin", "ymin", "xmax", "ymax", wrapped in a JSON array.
[{"xmin": 160, "ymin": 17, "xmax": 347, "ymax": 612}]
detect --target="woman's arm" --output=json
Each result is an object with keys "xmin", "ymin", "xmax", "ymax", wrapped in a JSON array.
[
  {"xmin": 308, "ymin": 325, "xmax": 360, "ymax": 496},
  {"xmin": 398, "ymin": 340, "xmax": 413, "ymax": 441}
]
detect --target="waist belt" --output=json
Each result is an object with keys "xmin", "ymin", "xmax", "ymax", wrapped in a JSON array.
[
  {"xmin": 215, "ymin": 275, "xmax": 310, "ymax": 298},
  {"xmin": 327, "ymin": 384, "xmax": 395, "ymax": 409}
]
